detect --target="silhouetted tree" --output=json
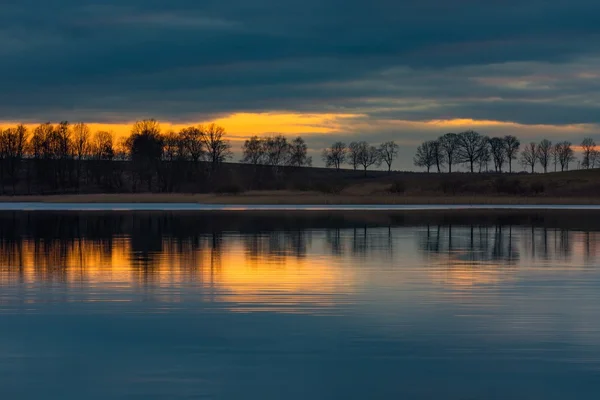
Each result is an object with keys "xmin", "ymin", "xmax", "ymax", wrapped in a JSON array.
[
  {"xmin": 356, "ymin": 141, "xmax": 381, "ymax": 176},
  {"xmin": 551, "ymin": 142, "xmax": 561, "ymax": 172},
  {"xmin": 489, "ymin": 137, "xmax": 506, "ymax": 172},
  {"xmin": 92, "ymin": 131, "xmax": 114, "ymax": 160},
  {"xmin": 430, "ymin": 140, "xmax": 446, "ymax": 173},
  {"xmin": 438, "ymin": 133, "xmax": 459, "ymax": 173},
  {"xmin": 456, "ymin": 130, "xmax": 486, "ymax": 173},
  {"xmin": 263, "ymin": 135, "xmax": 290, "ymax": 168},
  {"xmin": 477, "ymin": 139, "xmax": 491, "ymax": 172},
  {"xmin": 72, "ymin": 122, "xmax": 91, "ymax": 187},
  {"xmin": 347, "ymin": 142, "xmax": 361, "ymax": 170},
  {"xmin": 581, "ymin": 138, "xmax": 596, "ymax": 169},
  {"xmin": 537, "ymin": 139, "xmax": 552, "ymax": 173},
  {"xmin": 520, "ymin": 142, "xmax": 538, "ymax": 173},
  {"xmin": 414, "ymin": 140, "xmax": 436, "ymax": 172},
  {"xmin": 127, "ymin": 119, "xmax": 164, "ymax": 191},
  {"xmin": 179, "ymin": 127, "xmax": 205, "ymax": 163},
  {"xmin": 288, "ymin": 137, "xmax": 312, "ymax": 167},
  {"xmin": 0, "ymin": 125, "xmax": 27, "ymax": 193},
  {"xmin": 504, "ymin": 135, "xmax": 520, "ymax": 173},
  {"xmin": 241, "ymin": 136, "xmax": 265, "ymax": 165},
  {"xmin": 200, "ymin": 123, "xmax": 231, "ymax": 171},
  {"xmin": 378, "ymin": 141, "xmax": 399, "ymax": 173},
  {"xmin": 591, "ymin": 149, "xmax": 600, "ymax": 169},
  {"xmin": 322, "ymin": 142, "xmax": 347, "ymax": 170}
]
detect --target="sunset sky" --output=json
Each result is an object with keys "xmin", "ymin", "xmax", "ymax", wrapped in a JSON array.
[{"xmin": 1, "ymin": 0, "xmax": 600, "ymax": 169}]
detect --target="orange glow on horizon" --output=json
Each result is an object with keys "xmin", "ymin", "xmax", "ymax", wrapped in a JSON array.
[{"xmin": 1, "ymin": 112, "xmax": 364, "ymax": 142}]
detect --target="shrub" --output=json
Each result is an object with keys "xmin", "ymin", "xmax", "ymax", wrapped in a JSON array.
[
  {"xmin": 290, "ymin": 181, "xmax": 311, "ymax": 191},
  {"xmin": 530, "ymin": 181, "xmax": 545, "ymax": 195},
  {"xmin": 313, "ymin": 181, "xmax": 346, "ymax": 194},
  {"xmin": 389, "ymin": 180, "xmax": 406, "ymax": 194},
  {"xmin": 494, "ymin": 177, "xmax": 525, "ymax": 195},
  {"xmin": 439, "ymin": 179, "xmax": 468, "ymax": 194},
  {"xmin": 213, "ymin": 183, "xmax": 244, "ymax": 195}
]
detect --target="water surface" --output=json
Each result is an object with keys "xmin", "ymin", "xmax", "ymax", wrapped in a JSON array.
[{"xmin": 1, "ymin": 211, "xmax": 600, "ymax": 399}]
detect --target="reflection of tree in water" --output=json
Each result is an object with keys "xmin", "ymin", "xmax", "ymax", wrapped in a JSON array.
[
  {"xmin": 419, "ymin": 224, "xmax": 520, "ymax": 264},
  {"xmin": 1, "ymin": 212, "xmax": 600, "ymax": 287},
  {"xmin": 243, "ymin": 230, "xmax": 311, "ymax": 263},
  {"xmin": 520, "ymin": 227, "xmax": 595, "ymax": 262},
  {"xmin": 326, "ymin": 228, "xmax": 343, "ymax": 255}
]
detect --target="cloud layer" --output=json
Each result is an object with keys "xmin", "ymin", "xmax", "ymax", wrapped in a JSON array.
[{"xmin": 1, "ymin": 0, "xmax": 600, "ymax": 169}]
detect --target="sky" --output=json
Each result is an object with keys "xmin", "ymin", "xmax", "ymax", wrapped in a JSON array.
[{"xmin": 1, "ymin": 0, "xmax": 600, "ymax": 170}]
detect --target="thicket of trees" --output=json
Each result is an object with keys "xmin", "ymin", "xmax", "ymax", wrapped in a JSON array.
[
  {"xmin": 0, "ymin": 120, "xmax": 240, "ymax": 194},
  {"xmin": 413, "ymin": 131, "xmax": 588, "ymax": 173},
  {"xmin": 321, "ymin": 140, "xmax": 399, "ymax": 175},
  {"xmin": 240, "ymin": 135, "xmax": 312, "ymax": 169}
]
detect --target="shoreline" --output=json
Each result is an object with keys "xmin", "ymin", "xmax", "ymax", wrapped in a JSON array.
[{"xmin": 0, "ymin": 192, "xmax": 599, "ymax": 206}]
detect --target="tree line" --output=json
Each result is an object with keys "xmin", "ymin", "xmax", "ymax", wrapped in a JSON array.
[
  {"xmin": 0, "ymin": 120, "xmax": 317, "ymax": 194},
  {"xmin": 413, "ymin": 131, "xmax": 597, "ymax": 173},
  {"xmin": 320, "ymin": 141, "xmax": 400, "ymax": 175}
]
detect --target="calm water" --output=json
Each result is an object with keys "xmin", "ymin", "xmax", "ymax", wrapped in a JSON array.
[{"xmin": 1, "ymin": 211, "xmax": 600, "ymax": 399}]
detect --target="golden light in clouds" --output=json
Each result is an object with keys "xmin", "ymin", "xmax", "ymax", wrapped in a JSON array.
[
  {"xmin": 3, "ymin": 112, "xmax": 364, "ymax": 142},
  {"xmin": 2, "ymin": 114, "xmax": 596, "ymax": 148}
]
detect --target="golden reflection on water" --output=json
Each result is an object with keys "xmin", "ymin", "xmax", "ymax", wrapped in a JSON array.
[
  {"xmin": 1, "ymin": 222, "xmax": 599, "ymax": 313},
  {"xmin": 0, "ymin": 234, "xmax": 356, "ymax": 312}
]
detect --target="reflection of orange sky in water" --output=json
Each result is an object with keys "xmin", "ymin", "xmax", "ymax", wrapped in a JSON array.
[
  {"xmin": 427, "ymin": 257, "xmax": 517, "ymax": 288},
  {"xmin": 0, "ymin": 238, "xmax": 355, "ymax": 312}
]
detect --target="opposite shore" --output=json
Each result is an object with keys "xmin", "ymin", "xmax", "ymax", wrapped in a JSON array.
[{"xmin": 0, "ymin": 191, "xmax": 599, "ymax": 205}]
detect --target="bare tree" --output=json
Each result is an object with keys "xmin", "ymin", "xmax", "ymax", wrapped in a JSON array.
[
  {"xmin": 200, "ymin": 123, "xmax": 232, "ymax": 170},
  {"xmin": 489, "ymin": 137, "xmax": 506, "ymax": 172},
  {"xmin": 438, "ymin": 133, "xmax": 459, "ymax": 173},
  {"xmin": 591, "ymin": 149, "xmax": 600, "ymax": 169},
  {"xmin": 163, "ymin": 131, "xmax": 184, "ymax": 162},
  {"xmin": 347, "ymin": 142, "xmax": 362, "ymax": 170},
  {"xmin": 0, "ymin": 125, "xmax": 28, "ymax": 193},
  {"xmin": 179, "ymin": 127, "xmax": 205, "ymax": 163},
  {"xmin": 127, "ymin": 119, "xmax": 164, "ymax": 191},
  {"xmin": 355, "ymin": 141, "xmax": 381, "ymax": 176},
  {"xmin": 551, "ymin": 142, "xmax": 561, "ymax": 172},
  {"xmin": 520, "ymin": 142, "xmax": 538, "ymax": 173},
  {"xmin": 536, "ymin": 139, "xmax": 552, "ymax": 173},
  {"xmin": 557, "ymin": 142, "xmax": 575, "ymax": 171},
  {"xmin": 414, "ymin": 141, "xmax": 436, "ymax": 172},
  {"xmin": 581, "ymin": 138, "xmax": 596, "ymax": 169},
  {"xmin": 430, "ymin": 140, "xmax": 446, "ymax": 172},
  {"xmin": 477, "ymin": 140, "xmax": 491, "ymax": 172},
  {"xmin": 263, "ymin": 135, "xmax": 290, "ymax": 167},
  {"xmin": 322, "ymin": 142, "xmax": 347, "ymax": 170},
  {"xmin": 92, "ymin": 131, "xmax": 114, "ymax": 160},
  {"xmin": 503, "ymin": 135, "xmax": 520, "ymax": 173},
  {"xmin": 288, "ymin": 136, "xmax": 312, "ymax": 167},
  {"xmin": 378, "ymin": 141, "xmax": 399, "ymax": 173},
  {"xmin": 456, "ymin": 130, "xmax": 486, "ymax": 173},
  {"xmin": 241, "ymin": 136, "xmax": 265, "ymax": 165},
  {"xmin": 72, "ymin": 123, "xmax": 91, "ymax": 161},
  {"xmin": 72, "ymin": 122, "xmax": 91, "ymax": 187}
]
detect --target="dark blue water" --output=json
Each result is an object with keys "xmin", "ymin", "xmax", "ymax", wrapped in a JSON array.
[{"xmin": 1, "ymin": 211, "xmax": 600, "ymax": 399}]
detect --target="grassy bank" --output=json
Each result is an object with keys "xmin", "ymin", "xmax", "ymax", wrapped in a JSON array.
[{"xmin": 1, "ymin": 191, "xmax": 599, "ymax": 204}]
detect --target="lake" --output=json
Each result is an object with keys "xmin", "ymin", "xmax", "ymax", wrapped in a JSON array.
[{"xmin": 1, "ymin": 210, "xmax": 600, "ymax": 399}]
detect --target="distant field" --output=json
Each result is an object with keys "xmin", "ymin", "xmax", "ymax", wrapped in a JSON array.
[{"xmin": 1, "ymin": 160, "xmax": 599, "ymax": 203}]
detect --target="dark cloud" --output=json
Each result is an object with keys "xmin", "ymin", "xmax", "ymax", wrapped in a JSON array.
[{"xmin": 1, "ymin": 0, "xmax": 600, "ymax": 128}]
